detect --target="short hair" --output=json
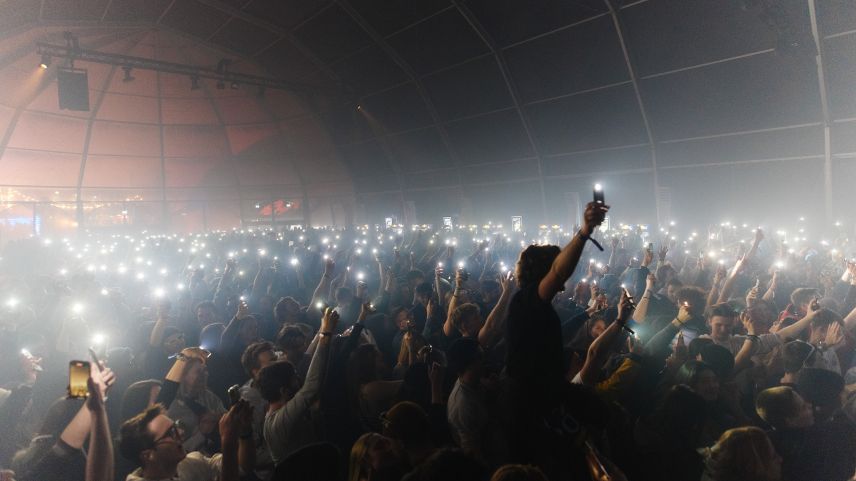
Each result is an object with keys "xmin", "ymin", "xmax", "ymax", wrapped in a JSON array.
[
  {"xmin": 795, "ymin": 367, "xmax": 844, "ymax": 412},
  {"xmin": 447, "ymin": 338, "xmax": 482, "ymax": 376},
  {"xmin": 383, "ymin": 401, "xmax": 429, "ymax": 444},
  {"xmin": 276, "ymin": 325, "xmax": 306, "ymax": 350},
  {"xmin": 241, "ymin": 341, "xmax": 275, "ymax": 378},
  {"xmin": 257, "ymin": 360, "xmax": 298, "ymax": 402},
  {"xmin": 674, "ymin": 360, "xmax": 716, "ymax": 387},
  {"xmin": 688, "ymin": 337, "xmax": 715, "ymax": 358},
  {"xmin": 708, "ymin": 303, "xmax": 738, "ymax": 319},
  {"xmin": 790, "ymin": 288, "xmax": 819, "ymax": 308},
  {"xmin": 450, "ymin": 303, "xmax": 480, "ymax": 333},
  {"xmin": 195, "ymin": 300, "xmax": 216, "ymax": 313},
  {"xmin": 782, "ymin": 340, "xmax": 814, "ymax": 373},
  {"xmin": 699, "ymin": 344, "xmax": 735, "ymax": 380},
  {"xmin": 756, "ymin": 386, "xmax": 802, "ymax": 430},
  {"xmin": 676, "ymin": 287, "xmax": 707, "ymax": 316},
  {"xmin": 118, "ymin": 404, "xmax": 164, "ymax": 466}
]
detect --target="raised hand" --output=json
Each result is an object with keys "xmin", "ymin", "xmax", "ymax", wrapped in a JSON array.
[
  {"xmin": 498, "ymin": 271, "xmax": 513, "ymax": 292},
  {"xmin": 617, "ymin": 288, "xmax": 636, "ymax": 323},
  {"xmin": 658, "ymin": 245, "xmax": 668, "ymax": 263},
  {"xmin": 645, "ymin": 273, "xmax": 657, "ymax": 291},
  {"xmin": 358, "ymin": 302, "xmax": 375, "ymax": 322},
  {"xmin": 754, "ymin": 228, "xmax": 765, "ymax": 246},
  {"xmin": 581, "ymin": 202, "xmax": 609, "ymax": 236},
  {"xmin": 323, "ymin": 258, "xmax": 335, "ymax": 277},
  {"xmin": 320, "ymin": 307, "xmax": 341, "ymax": 333},
  {"xmin": 236, "ymin": 300, "xmax": 250, "ymax": 320},
  {"xmin": 676, "ymin": 303, "xmax": 692, "ymax": 324}
]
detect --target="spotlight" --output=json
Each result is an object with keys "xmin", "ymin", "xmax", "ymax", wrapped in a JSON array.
[
  {"xmin": 356, "ymin": 104, "xmax": 362, "ymax": 111},
  {"xmin": 121, "ymin": 66, "xmax": 134, "ymax": 82},
  {"xmin": 39, "ymin": 54, "xmax": 51, "ymax": 69},
  {"xmin": 190, "ymin": 75, "xmax": 200, "ymax": 90},
  {"xmin": 230, "ymin": 81, "xmax": 239, "ymax": 89}
]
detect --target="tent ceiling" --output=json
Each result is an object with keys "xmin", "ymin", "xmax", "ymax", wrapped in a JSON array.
[{"xmin": 1, "ymin": 0, "xmax": 856, "ymax": 223}]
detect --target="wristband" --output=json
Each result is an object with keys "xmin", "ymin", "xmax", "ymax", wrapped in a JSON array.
[
  {"xmin": 578, "ymin": 231, "xmax": 604, "ymax": 252},
  {"xmin": 319, "ymin": 332, "xmax": 334, "ymax": 337}
]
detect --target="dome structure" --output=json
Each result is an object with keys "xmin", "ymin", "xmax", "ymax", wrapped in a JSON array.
[
  {"xmin": 0, "ymin": 25, "xmax": 353, "ymax": 239},
  {"xmin": 0, "ymin": 0, "xmax": 856, "ymax": 237}
]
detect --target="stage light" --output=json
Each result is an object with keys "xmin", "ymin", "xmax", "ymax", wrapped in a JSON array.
[
  {"xmin": 39, "ymin": 54, "xmax": 51, "ymax": 69},
  {"xmin": 230, "ymin": 81, "xmax": 239, "ymax": 89}
]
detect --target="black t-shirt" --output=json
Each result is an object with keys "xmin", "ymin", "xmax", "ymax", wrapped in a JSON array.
[{"xmin": 506, "ymin": 282, "xmax": 564, "ymax": 404}]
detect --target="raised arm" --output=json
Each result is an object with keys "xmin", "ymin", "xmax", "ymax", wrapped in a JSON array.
[
  {"xmin": 478, "ymin": 272, "xmax": 514, "ymax": 347},
  {"xmin": 148, "ymin": 300, "xmax": 171, "ymax": 348},
  {"xmin": 578, "ymin": 289, "xmax": 635, "ymax": 385},
  {"xmin": 442, "ymin": 269, "xmax": 466, "ymax": 337},
  {"xmin": 84, "ymin": 377, "xmax": 113, "ymax": 481},
  {"xmin": 538, "ymin": 202, "xmax": 609, "ymax": 302},
  {"xmin": 60, "ymin": 363, "xmax": 115, "ymax": 451},
  {"xmin": 776, "ymin": 299, "xmax": 822, "ymax": 341},
  {"xmin": 310, "ymin": 259, "xmax": 335, "ymax": 311},
  {"xmin": 633, "ymin": 273, "xmax": 656, "ymax": 324}
]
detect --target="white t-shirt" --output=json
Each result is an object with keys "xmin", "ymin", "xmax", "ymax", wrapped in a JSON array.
[{"xmin": 126, "ymin": 452, "xmax": 221, "ymax": 481}]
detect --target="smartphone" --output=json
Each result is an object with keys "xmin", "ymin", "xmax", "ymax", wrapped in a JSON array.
[
  {"xmin": 68, "ymin": 360, "xmax": 90, "ymax": 399},
  {"xmin": 593, "ymin": 183, "xmax": 605, "ymax": 204},
  {"xmin": 227, "ymin": 384, "xmax": 241, "ymax": 406}
]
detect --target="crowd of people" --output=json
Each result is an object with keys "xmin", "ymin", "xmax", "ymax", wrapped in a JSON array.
[{"xmin": 0, "ymin": 201, "xmax": 854, "ymax": 481}]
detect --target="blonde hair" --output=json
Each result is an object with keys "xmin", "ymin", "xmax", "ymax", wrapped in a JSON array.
[
  {"xmin": 490, "ymin": 464, "xmax": 549, "ymax": 481},
  {"xmin": 348, "ymin": 432, "xmax": 386, "ymax": 481},
  {"xmin": 708, "ymin": 427, "xmax": 779, "ymax": 481}
]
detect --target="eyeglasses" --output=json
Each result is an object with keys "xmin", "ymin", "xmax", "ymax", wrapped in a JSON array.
[{"xmin": 153, "ymin": 420, "xmax": 185, "ymax": 446}]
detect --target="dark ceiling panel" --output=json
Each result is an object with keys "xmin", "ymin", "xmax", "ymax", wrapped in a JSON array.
[
  {"xmin": 330, "ymin": 45, "xmax": 408, "ymax": 96},
  {"xmin": 541, "ymin": 145, "xmax": 651, "ymax": 177},
  {"xmin": 658, "ymin": 125, "xmax": 824, "ymax": 168},
  {"xmin": 622, "ymin": 0, "xmax": 807, "ymax": 77},
  {"xmin": 387, "ymin": 127, "xmax": 454, "ymax": 172},
  {"xmin": 642, "ymin": 51, "xmax": 821, "ymax": 140},
  {"xmin": 505, "ymin": 14, "xmax": 627, "ymax": 103},
  {"xmin": 256, "ymin": 39, "xmax": 320, "ymax": 81},
  {"xmin": 293, "ymin": 3, "xmax": 373, "ymax": 63},
  {"xmin": 824, "ymin": 34, "xmax": 856, "ymax": 120},
  {"xmin": 445, "ymin": 109, "xmax": 533, "ymax": 164},
  {"xmin": 817, "ymin": 0, "xmax": 856, "ymax": 37},
  {"xmin": 210, "ymin": 18, "xmax": 280, "ymax": 56},
  {"xmin": 41, "ymin": 0, "xmax": 110, "ymax": 20},
  {"xmin": 321, "ymin": 104, "xmax": 374, "ymax": 145},
  {"xmin": 103, "ymin": 0, "xmax": 173, "ymax": 22},
  {"xmin": 388, "ymin": 8, "xmax": 489, "ymax": 76},
  {"xmin": 244, "ymin": 0, "xmax": 332, "ymax": 29},
  {"xmin": 423, "ymin": 54, "xmax": 513, "ymax": 121},
  {"xmin": 0, "ymin": 0, "xmax": 40, "ymax": 30},
  {"xmin": 361, "ymin": 83, "xmax": 434, "ymax": 134},
  {"xmin": 525, "ymin": 84, "xmax": 647, "ymax": 155},
  {"xmin": 349, "ymin": 0, "xmax": 452, "ymax": 37},
  {"xmin": 463, "ymin": 0, "xmax": 605, "ymax": 48},
  {"xmin": 339, "ymin": 139, "xmax": 393, "ymax": 173},
  {"xmin": 160, "ymin": 0, "xmax": 231, "ymax": 39}
]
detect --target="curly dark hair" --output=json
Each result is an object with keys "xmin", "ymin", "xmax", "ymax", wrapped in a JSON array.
[
  {"xmin": 241, "ymin": 341, "xmax": 275, "ymax": 378},
  {"xmin": 514, "ymin": 245, "xmax": 561, "ymax": 289}
]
